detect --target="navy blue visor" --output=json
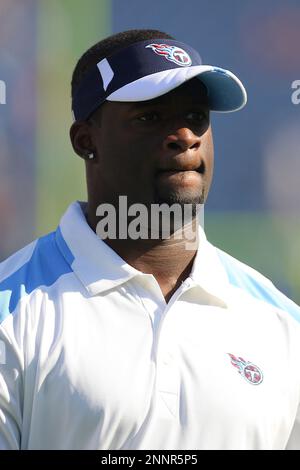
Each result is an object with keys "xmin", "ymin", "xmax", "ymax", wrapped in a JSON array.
[{"xmin": 72, "ymin": 39, "xmax": 247, "ymax": 121}]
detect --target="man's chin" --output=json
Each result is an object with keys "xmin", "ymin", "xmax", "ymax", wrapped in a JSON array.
[
  {"xmin": 152, "ymin": 190, "xmax": 205, "ymax": 219},
  {"xmin": 153, "ymin": 189, "xmax": 205, "ymax": 207}
]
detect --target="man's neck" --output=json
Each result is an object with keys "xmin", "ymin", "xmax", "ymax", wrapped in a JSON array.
[
  {"xmin": 105, "ymin": 236, "xmax": 198, "ymax": 303},
  {"xmin": 86, "ymin": 203, "xmax": 200, "ymax": 303}
]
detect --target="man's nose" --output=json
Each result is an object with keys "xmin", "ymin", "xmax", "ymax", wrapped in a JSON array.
[{"xmin": 163, "ymin": 127, "xmax": 201, "ymax": 153}]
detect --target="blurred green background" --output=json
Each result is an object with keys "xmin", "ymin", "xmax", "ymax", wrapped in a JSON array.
[{"xmin": 36, "ymin": 0, "xmax": 110, "ymax": 231}]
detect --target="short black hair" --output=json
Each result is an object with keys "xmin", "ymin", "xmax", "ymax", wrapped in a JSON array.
[{"xmin": 71, "ymin": 29, "xmax": 174, "ymax": 101}]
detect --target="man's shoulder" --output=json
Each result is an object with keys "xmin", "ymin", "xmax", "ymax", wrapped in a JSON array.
[
  {"xmin": 215, "ymin": 246, "xmax": 275, "ymax": 290},
  {"xmin": 0, "ymin": 230, "xmax": 73, "ymax": 323},
  {"xmin": 213, "ymin": 244, "xmax": 300, "ymax": 323}
]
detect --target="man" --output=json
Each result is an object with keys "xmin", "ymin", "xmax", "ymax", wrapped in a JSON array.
[{"xmin": 1, "ymin": 29, "xmax": 300, "ymax": 450}]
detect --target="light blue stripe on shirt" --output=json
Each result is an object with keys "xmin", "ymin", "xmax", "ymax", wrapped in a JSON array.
[
  {"xmin": 217, "ymin": 248, "xmax": 300, "ymax": 323},
  {"xmin": 0, "ymin": 229, "xmax": 74, "ymax": 323}
]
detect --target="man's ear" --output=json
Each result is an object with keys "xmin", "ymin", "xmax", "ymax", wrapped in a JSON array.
[{"xmin": 69, "ymin": 121, "xmax": 95, "ymax": 160}]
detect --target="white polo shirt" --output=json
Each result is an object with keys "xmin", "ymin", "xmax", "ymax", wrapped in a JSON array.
[{"xmin": 1, "ymin": 201, "xmax": 300, "ymax": 450}]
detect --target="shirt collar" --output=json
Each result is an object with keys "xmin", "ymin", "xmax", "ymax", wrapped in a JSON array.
[
  {"xmin": 57, "ymin": 201, "xmax": 230, "ymax": 304},
  {"xmin": 57, "ymin": 201, "xmax": 140, "ymax": 295},
  {"xmin": 188, "ymin": 232, "xmax": 230, "ymax": 307}
]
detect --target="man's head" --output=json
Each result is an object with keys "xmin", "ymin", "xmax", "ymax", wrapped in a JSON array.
[{"xmin": 70, "ymin": 29, "xmax": 246, "ymax": 214}]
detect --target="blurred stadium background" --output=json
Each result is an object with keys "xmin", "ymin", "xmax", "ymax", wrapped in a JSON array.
[{"xmin": 0, "ymin": 0, "xmax": 300, "ymax": 302}]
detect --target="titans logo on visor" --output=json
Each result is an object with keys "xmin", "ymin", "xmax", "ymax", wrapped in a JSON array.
[{"xmin": 145, "ymin": 43, "xmax": 192, "ymax": 67}]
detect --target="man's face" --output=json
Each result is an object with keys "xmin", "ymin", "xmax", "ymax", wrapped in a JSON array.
[{"xmin": 87, "ymin": 78, "xmax": 214, "ymax": 209}]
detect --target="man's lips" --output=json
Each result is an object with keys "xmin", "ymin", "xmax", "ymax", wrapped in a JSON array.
[
  {"xmin": 155, "ymin": 161, "xmax": 205, "ymax": 176},
  {"xmin": 154, "ymin": 169, "xmax": 205, "ymax": 192},
  {"xmin": 155, "ymin": 161, "xmax": 205, "ymax": 179},
  {"xmin": 155, "ymin": 170, "xmax": 201, "ymax": 178}
]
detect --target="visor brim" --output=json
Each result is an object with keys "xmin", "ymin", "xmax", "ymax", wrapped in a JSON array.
[{"xmin": 106, "ymin": 65, "xmax": 247, "ymax": 112}]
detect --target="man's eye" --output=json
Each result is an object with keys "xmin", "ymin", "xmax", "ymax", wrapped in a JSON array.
[
  {"xmin": 138, "ymin": 112, "xmax": 159, "ymax": 122},
  {"xmin": 186, "ymin": 111, "xmax": 207, "ymax": 122}
]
